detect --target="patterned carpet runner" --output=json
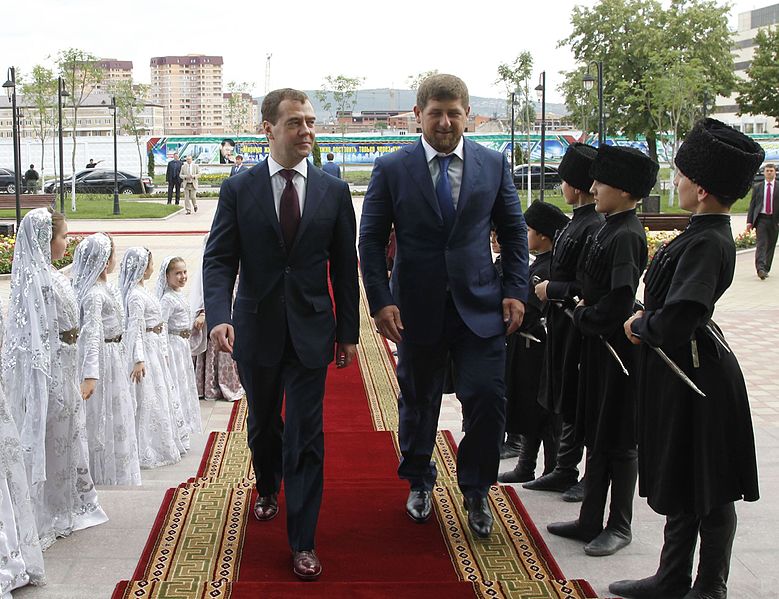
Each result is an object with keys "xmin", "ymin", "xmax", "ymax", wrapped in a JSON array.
[{"xmin": 112, "ymin": 283, "xmax": 598, "ymax": 598}]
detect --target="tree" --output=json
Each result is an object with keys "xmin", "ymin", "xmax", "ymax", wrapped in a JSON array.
[
  {"xmin": 20, "ymin": 65, "xmax": 57, "ymax": 188},
  {"xmin": 316, "ymin": 75, "xmax": 363, "ymax": 176},
  {"xmin": 56, "ymin": 48, "xmax": 102, "ymax": 210},
  {"xmin": 558, "ymin": 0, "xmax": 734, "ymax": 163},
  {"xmin": 737, "ymin": 26, "xmax": 779, "ymax": 127},
  {"xmin": 312, "ymin": 141, "xmax": 322, "ymax": 167},
  {"xmin": 113, "ymin": 79, "xmax": 150, "ymax": 192},
  {"xmin": 147, "ymin": 149, "xmax": 155, "ymax": 180},
  {"xmin": 496, "ymin": 52, "xmax": 534, "ymax": 168},
  {"xmin": 225, "ymin": 81, "xmax": 253, "ymax": 138},
  {"xmin": 407, "ymin": 70, "xmax": 439, "ymax": 90}
]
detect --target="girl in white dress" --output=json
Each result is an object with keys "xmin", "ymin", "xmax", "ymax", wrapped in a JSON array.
[
  {"xmin": 0, "ymin": 297, "xmax": 45, "ymax": 595},
  {"xmin": 72, "ymin": 233, "xmax": 142, "ymax": 486},
  {"xmin": 157, "ymin": 256, "xmax": 202, "ymax": 435},
  {"xmin": 2, "ymin": 209, "xmax": 108, "ymax": 549},
  {"xmin": 120, "ymin": 247, "xmax": 188, "ymax": 468}
]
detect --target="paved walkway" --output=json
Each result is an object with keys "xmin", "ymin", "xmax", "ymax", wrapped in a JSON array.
[{"xmin": 3, "ymin": 202, "xmax": 776, "ymax": 598}]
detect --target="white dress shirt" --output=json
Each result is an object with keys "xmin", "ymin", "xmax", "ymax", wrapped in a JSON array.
[
  {"xmin": 421, "ymin": 135, "xmax": 465, "ymax": 209},
  {"xmin": 267, "ymin": 156, "xmax": 308, "ymax": 219}
]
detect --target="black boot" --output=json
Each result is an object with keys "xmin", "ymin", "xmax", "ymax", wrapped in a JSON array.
[
  {"xmin": 524, "ymin": 420, "xmax": 581, "ymax": 492},
  {"xmin": 584, "ymin": 451, "xmax": 636, "ymax": 557},
  {"xmin": 548, "ymin": 450, "xmax": 608, "ymax": 542},
  {"xmin": 561, "ymin": 478, "xmax": 585, "ymax": 503},
  {"xmin": 498, "ymin": 436, "xmax": 540, "ymax": 483},
  {"xmin": 499, "ymin": 433, "xmax": 523, "ymax": 459},
  {"xmin": 609, "ymin": 511, "xmax": 698, "ymax": 598},
  {"xmin": 685, "ymin": 503, "xmax": 736, "ymax": 599},
  {"xmin": 540, "ymin": 428, "xmax": 559, "ymax": 477}
]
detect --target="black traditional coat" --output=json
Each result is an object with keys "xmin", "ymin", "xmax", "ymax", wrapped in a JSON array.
[
  {"xmin": 573, "ymin": 209, "xmax": 647, "ymax": 452},
  {"xmin": 632, "ymin": 213, "xmax": 759, "ymax": 516},
  {"xmin": 505, "ymin": 251, "xmax": 552, "ymax": 435},
  {"xmin": 540, "ymin": 203, "xmax": 604, "ymax": 418}
]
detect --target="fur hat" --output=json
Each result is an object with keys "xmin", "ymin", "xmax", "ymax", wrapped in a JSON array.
[
  {"xmin": 590, "ymin": 145, "xmax": 659, "ymax": 198},
  {"xmin": 558, "ymin": 143, "xmax": 597, "ymax": 193},
  {"xmin": 674, "ymin": 118, "xmax": 765, "ymax": 201},
  {"xmin": 524, "ymin": 201, "xmax": 569, "ymax": 239}
]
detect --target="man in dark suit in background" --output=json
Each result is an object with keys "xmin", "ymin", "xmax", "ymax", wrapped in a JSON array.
[
  {"xmin": 747, "ymin": 162, "xmax": 778, "ymax": 279},
  {"xmin": 322, "ymin": 152, "xmax": 341, "ymax": 179},
  {"xmin": 166, "ymin": 152, "xmax": 183, "ymax": 205},
  {"xmin": 229, "ymin": 154, "xmax": 246, "ymax": 176},
  {"xmin": 359, "ymin": 74, "xmax": 529, "ymax": 538},
  {"xmin": 204, "ymin": 88, "xmax": 359, "ymax": 581}
]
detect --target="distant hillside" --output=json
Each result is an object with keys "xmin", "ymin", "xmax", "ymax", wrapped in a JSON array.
[{"xmin": 254, "ymin": 88, "xmax": 568, "ymax": 121}]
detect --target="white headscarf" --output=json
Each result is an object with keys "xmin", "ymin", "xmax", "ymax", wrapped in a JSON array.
[
  {"xmin": 119, "ymin": 247, "xmax": 150, "ymax": 318},
  {"xmin": 188, "ymin": 234, "xmax": 209, "ymax": 355},
  {"xmin": 1, "ymin": 207, "xmax": 59, "ymax": 487},
  {"xmin": 70, "ymin": 233, "xmax": 113, "ymax": 304},
  {"xmin": 155, "ymin": 255, "xmax": 179, "ymax": 300}
]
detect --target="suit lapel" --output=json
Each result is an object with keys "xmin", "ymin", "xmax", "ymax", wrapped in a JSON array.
[
  {"xmin": 405, "ymin": 140, "xmax": 442, "ymax": 222},
  {"xmin": 292, "ymin": 164, "xmax": 325, "ymax": 253},
  {"xmin": 249, "ymin": 160, "xmax": 284, "ymax": 244},
  {"xmin": 454, "ymin": 138, "xmax": 482, "ymax": 227}
]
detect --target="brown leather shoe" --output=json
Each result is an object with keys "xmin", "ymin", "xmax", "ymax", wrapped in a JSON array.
[
  {"xmin": 292, "ymin": 550, "xmax": 322, "ymax": 581},
  {"xmin": 253, "ymin": 493, "xmax": 278, "ymax": 521}
]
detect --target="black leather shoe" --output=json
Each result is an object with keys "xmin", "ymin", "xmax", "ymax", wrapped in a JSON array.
[
  {"xmin": 406, "ymin": 489, "xmax": 432, "ymax": 522},
  {"xmin": 561, "ymin": 479, "xmax": 585, "ymax": 503},
  {"xmin": 547, "ymin": 519, "xmax": 601, "ymax": 542},
  {"xmin": 609, "ymin": 576, "xmax": 689, "ymax": 598},
  {"xmin": 292, "ymin": 550, "xmax": 322, "ymax": 581},
  {"xmin": 463, "ymin": 496, "xmax": 493, "ymax": 538},
  {"xmin": 584, "ymin": 528, "xmax": 632, "ymax": 556},
  {"xmin": 522, "ymin": 469, "xmax": 578, "ymax": 492},
  {"xmin": 253, "ymin": 493, "xmax": 279, "ymax": 521}
]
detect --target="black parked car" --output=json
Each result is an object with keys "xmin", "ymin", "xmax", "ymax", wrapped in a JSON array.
[
  {"xmin": 0, "ymin": 168, "xmax": 18, "ymax": 193},
  {"xmin": 44, "ymin": 169, "xmax": 154, "ymax": 194},
  {"xmin": 512, "ymin": 164, "xmax": 562, "ymax": 190}
]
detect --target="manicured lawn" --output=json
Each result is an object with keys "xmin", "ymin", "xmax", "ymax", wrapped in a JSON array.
[{"xmin": 0, "ymin": 195, "xmax": 181, "ymax": 220}]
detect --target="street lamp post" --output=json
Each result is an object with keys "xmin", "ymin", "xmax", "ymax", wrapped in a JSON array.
[
  {"xmin": 110, "ymin": 97, "xmax": 119, "ymax": 215},
  {"xmin": 57, "ymin": 76, "xmax": 69, "ymax": 214},
  {"xmin": 535, "ymin": 71, "xmax": 546, "ymax": 202},
  {"xmin": 582, "ymin": 61, "xmax": 604, "ymax": 147},
  {"xmin": 3, "ymin": 67, "xmax": 22, "ymax": 227}
]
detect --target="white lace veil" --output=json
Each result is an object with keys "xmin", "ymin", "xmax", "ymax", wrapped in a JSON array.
[
  {"xmin": 119, "ymin": 247, "xmax": 150, "ymax": 318},
  {"xmin": 155, "ymin": 255, "xmax": 178, "ymax": 300},
  {"xmin": 188, "ymin": 234, "xmax": 209, "ymax": 355},
  {"xmin": 1, "ymin": 207, "xmax": 59, "ymax": 488},
  {"xmin": 70, "ymin": 233, "xmax": 113, "ymax": 304}
]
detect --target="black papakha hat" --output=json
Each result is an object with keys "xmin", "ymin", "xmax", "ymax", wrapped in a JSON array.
[
  {"xmin": 589, "ymin": 144, "xmax": 659, "ymax": 198},
  {"xmin": 524, "ymin": 201, "xmax": 570, "ymax": 239},
  {"xmin": 674, "ymin": 118, "xmax": 765, "ymax": 201},
  {"xmin": 558, "ymin": 143, "xmax": 597, "ymax": 192}
]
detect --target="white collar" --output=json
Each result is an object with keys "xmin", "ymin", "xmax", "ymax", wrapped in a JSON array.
[
  {"xmin": 267, "ymin": 155, "xmax": 308, "ymax": 179},
  {"xmin": 421, "ymin": 135, "xmax": 464, "ymax": 164}
]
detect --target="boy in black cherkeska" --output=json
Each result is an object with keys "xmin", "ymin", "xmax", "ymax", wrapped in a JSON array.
[
  {"xmin": 547, "ymin": 145, "xmax": 657, "ymax": 557},
  {"xmin": 611, "ymin": 120, "xmax": 761, "ymax": 599}
]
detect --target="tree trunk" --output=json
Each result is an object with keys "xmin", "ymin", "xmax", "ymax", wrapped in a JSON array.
[
  {"xmin": 646, "ymin": 131, "xmax": 659, "ymax": 164},
  {"xmin": 71, "ymin": 109, "xmax": 78, "ymax": 212}
]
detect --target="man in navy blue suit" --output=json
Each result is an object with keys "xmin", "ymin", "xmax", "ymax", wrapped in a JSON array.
[
  {"xmin": 359, "ymin": 74, "xmax": 529, "ymax": 538},
  {"xmin": 322, "ymin": 152, "xmax": 341, "ymax": 179},
  {"xmin": 204, "ymin": 88, "xmax": 359, "ymax": 580}
]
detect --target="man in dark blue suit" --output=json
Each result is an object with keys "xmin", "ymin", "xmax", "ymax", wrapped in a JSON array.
[
  {"xmin": 229, "ymin": 154, "xmax": 246, "ymax": 176},
  {"xmin": 165, "ymin": 152, "xmax": 182, "ymax": 204},
  {"xmin": 322, "ymin": 152, "xmax": 341, "ymax": 179},
  {"xmin": 359, "ymin": 74, "xmax": 529, "ymax": 538},
  {"xmin": 204, "ymin": 88, "xmax": 359, "ymax": 580}
]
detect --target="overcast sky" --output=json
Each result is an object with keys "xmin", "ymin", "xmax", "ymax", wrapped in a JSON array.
[{"xmin": 2, "ymin": 0, "xmax": 764, "ymax": 104}]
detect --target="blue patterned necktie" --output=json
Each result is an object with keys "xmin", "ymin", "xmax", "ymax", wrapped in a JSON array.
[{"xmin": 435, "ymin": 155, "xmax": 456, "ymax": 232}]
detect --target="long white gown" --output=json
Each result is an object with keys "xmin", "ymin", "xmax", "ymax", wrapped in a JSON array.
[
  {"xmin": 125, "ymin": 286, "xmax": 189, "ymax": 468},
  {"xmin": 78, "ymin": 282, "xmax": 142, "ymax": 486},
  {"xmin": 160, "ymin": 289, "xmax": 202, "ymax": 435},
  {"xmin": 34, "ymin": 269, "xmax": 109, "ymax": 549},
  {"xmin": 0, "ymin": 301, "xmax": 45, "ymax": 595}
]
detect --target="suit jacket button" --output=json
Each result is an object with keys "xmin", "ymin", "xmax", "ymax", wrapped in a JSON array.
[
  {"xmin": 284, "ymin": 266, "xmax": 291, "ymax": 274},
  {"xmin": 279, "ymin": 240, "xmax": 285, "ymax": 248},
  {"xmin": 281, "ymin": 295, "xmax": 285, "ymax": 303}
]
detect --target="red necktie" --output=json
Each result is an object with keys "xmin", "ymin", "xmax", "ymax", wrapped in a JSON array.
[
  {"xmin": 279, "ymin": 170, "xmax": 300, "ymax": 250},
  {"xmin": 767, "ymin": 182, "xmax": 773, "ymax": 215}
]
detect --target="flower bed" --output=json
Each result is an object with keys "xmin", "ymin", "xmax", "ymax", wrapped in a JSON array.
[
  {"xmin": 646, "ymin": 227, "xmax": 758, "ymax": 263},
  {"xmin": 0, "ymin": 235, "xmax": 83, "ymax": 275}
]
